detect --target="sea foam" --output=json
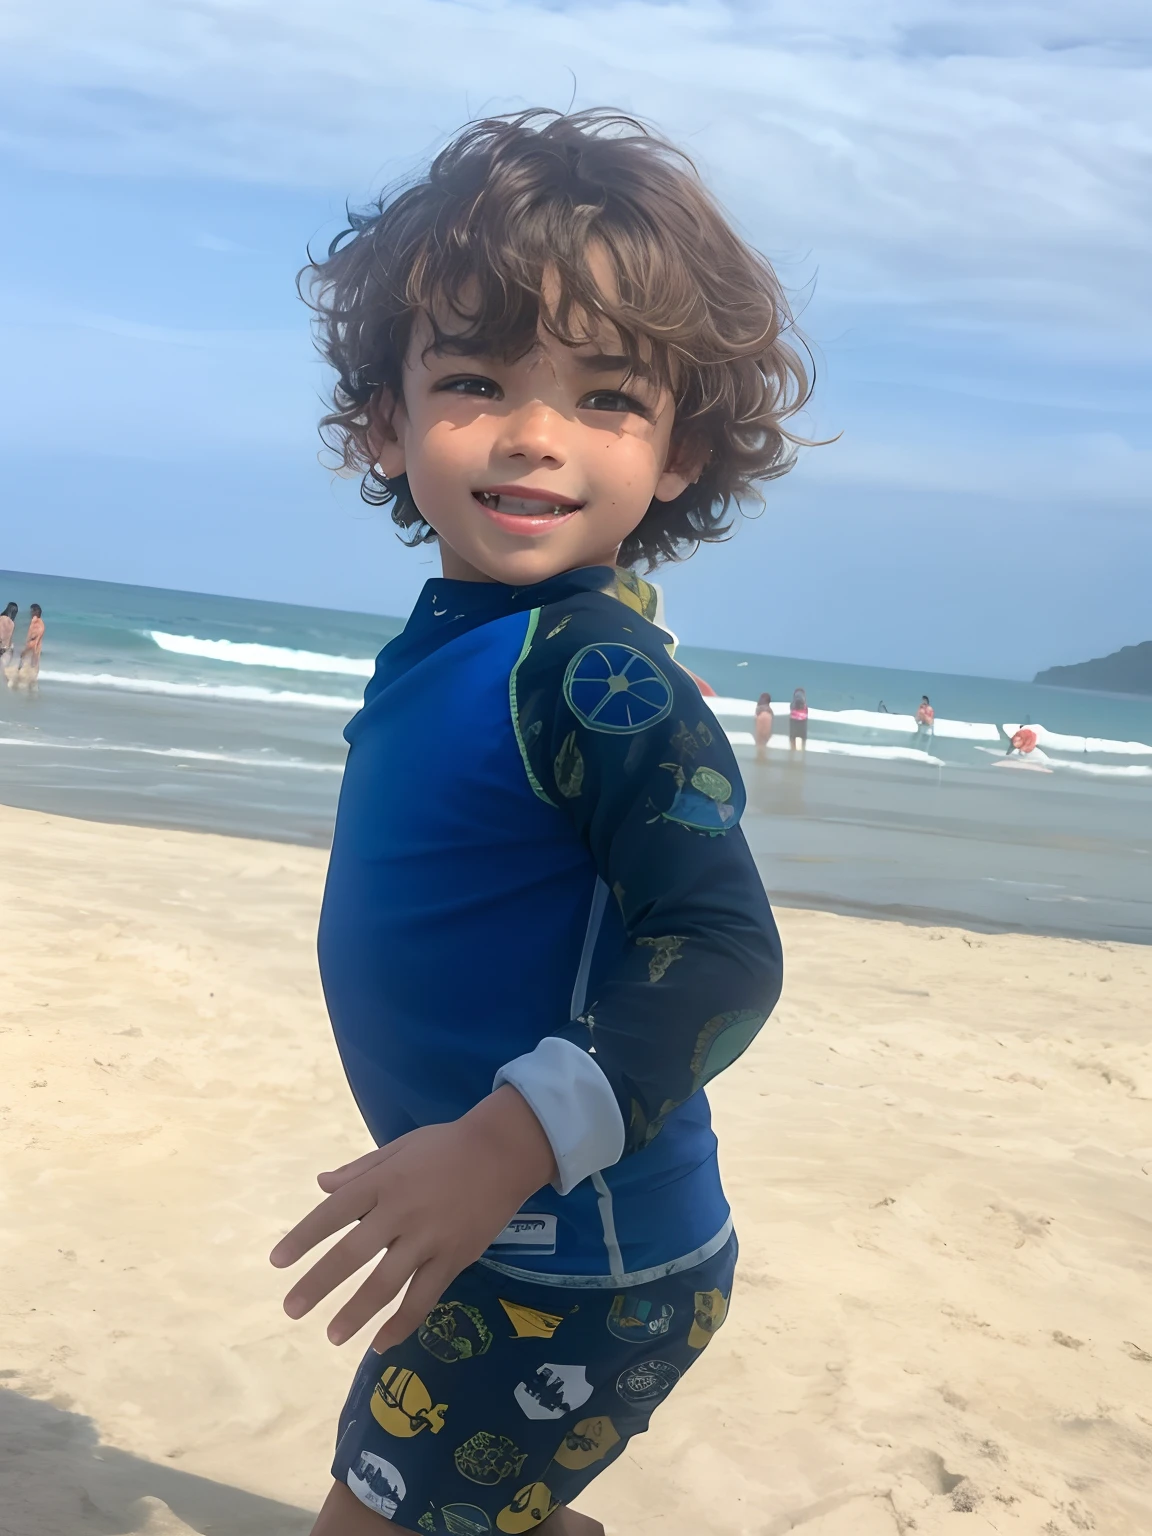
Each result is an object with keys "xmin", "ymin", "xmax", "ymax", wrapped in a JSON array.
[
  {"xmin": 975, "ymin": 746, "xmax": 1152, "ymax": 779},
  {"xmin": 149, "ymin": 630, "xmax": 376, "ymax": 677},
  {"xmin": 1001, "ymin": 723, "xmax": 1152, "ymax": 757},
  {"xmin": 0, "ymin": 735, "xmax": 343, "ymax": 772},
  {"xmin": 40, "ymin": 670, "xmax": 361, "ymax": 711}
]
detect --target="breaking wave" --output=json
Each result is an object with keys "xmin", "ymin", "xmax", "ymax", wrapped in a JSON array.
[
  {"xmin": 0, "ymin": 736, "xmax": 343, "ymax": 772},
  {"xmin": 149, "ymin": 630, "xmax": 375, "ymax": 677},
  {"xmin": 39, "ymin": 670, "xmax": 361, "ymax": 711}
]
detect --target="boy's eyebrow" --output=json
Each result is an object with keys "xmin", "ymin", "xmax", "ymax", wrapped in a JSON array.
[
  {"xmin": 427, "ymin": 340, "xmax": 655, "ymax": 382},
  {"xmin": 573, "ymin": 351, "xmax": 656, "ymax": 382},
  {"xmin": 575, "ymin": 352, "xmax": 629, "ymax": 370}
]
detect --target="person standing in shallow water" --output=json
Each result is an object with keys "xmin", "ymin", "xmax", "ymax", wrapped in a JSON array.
[
  {"xmin": 754, "ymin": 692, "xmax": 774, "ymax": 761},
  {"xmin": 15, "ymin": 603, "xmax": 44, "ymax": 690},
  {"xmin": 789, "ymin": 687, "xmax": 809, "ymax": 750},
  {"xmin": 915, "ymin": 695, "xmax": 935, "ymax": 749},
  {"xmin": 0, "ymin": 602, "xmax": 17, "ymax": 685}
]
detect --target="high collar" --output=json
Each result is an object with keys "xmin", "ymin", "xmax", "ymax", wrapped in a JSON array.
[
  {"xmin": 354, "ymin": 566, "xmax": 620, "ymax": 722},
  {"xmin": 404, "ymin": 566, "xmax": 617, "ymax": 639}
]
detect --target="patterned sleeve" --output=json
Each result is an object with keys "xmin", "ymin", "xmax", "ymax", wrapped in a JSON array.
[{"xmin": 493, "ymin": 592, "xmax": 783, "ymax": 1193}]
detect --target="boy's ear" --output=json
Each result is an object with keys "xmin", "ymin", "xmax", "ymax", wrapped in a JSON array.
[
  {"xmin": 652, "ymin": 434, "xmax": 708, "ymax": 504},
  {"xmin": 366, "ymin": 388, "xmax": 406, "ymax": 478}
]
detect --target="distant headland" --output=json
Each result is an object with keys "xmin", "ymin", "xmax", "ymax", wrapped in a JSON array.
[{"xmin": 1035, "ymin": 640, "xmax": 1152, "ymax": 696}]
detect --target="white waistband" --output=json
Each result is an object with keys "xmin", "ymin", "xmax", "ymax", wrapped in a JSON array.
[{"xmin": 476, "ymin": 1215, "xmax": 734, "ymax": 1290}]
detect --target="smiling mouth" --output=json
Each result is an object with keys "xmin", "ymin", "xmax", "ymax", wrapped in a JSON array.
[{"xmin": 473, "ymin": 491, "xmax": 582, "ymax": 518}]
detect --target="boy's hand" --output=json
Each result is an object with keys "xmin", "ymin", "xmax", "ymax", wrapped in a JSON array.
[{"xmin": 270, "ymin": 1085, "xmax": 557, "ymax": 1352}]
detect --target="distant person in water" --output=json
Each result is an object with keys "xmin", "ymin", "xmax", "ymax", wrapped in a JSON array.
[
  {"xmin": 754, "ymin": 692, "xmax": 774, "ymax": 761},
  {"xmin": 15, "ymin": 603, "xmax": 44, "ymax": 690},
  {"xmin": 915, "ymin": 694, "xmax": 935, "ymax": 747},
  {"xmin": 789, "ymin": 686, "xmax": 808, "ymax": 751},
  {"xmin": 0, "ymin": 602, "xmax": 16, "ymax": 684},
  {"xmin": 1007, "ymin": 727, "xmax": 1037, "ymax": 756}
]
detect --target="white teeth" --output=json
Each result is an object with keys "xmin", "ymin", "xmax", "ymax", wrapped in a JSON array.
[{"xmin": 476, "ymin": 493, "xmax": 575, "ymax": 517}]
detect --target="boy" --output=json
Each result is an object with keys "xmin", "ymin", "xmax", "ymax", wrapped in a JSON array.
[{"xmin": 272, "ymin": 109, "xmax": 810, "ymax": 1534}]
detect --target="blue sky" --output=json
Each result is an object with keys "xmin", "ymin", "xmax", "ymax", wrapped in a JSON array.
[{"xmin": 1, "ymin": 0, "xmax": 1149, "ymax": 677}]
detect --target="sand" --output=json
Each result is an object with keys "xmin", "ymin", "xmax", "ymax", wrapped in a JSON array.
[{"xmin": 1, "ymin": 801, "xmax": 1150, "ymax": 1536}]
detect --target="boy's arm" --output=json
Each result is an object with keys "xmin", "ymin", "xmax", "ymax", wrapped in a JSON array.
[{"xmin": 496, "ymin": 598, "xmax": 783, "ymax": 1194}]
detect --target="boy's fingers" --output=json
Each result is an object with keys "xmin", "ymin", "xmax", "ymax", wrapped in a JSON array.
[
  {"xmin": 317, "ymin": 1144, "xmax": 398, "ymax": 1192},
  {"xmin": 269, "ymin": 1183, "xmax": 377, "ymax": 1269},
  {"xmin": 325, "ymin": 1238, "xmax": 425, "ymax": 1345},
  {"xmin": 282, "ymin": 1214, "xmax": 399, "ymax": 1320},
  {"xmin": 370, "ymin": 1259, "xmax": 455, "ymax": 1354}
]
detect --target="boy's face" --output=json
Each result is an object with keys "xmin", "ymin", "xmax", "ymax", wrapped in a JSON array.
[{"xmin": 370, "ymin": 284, "xmax": 699, "ymax": 586}]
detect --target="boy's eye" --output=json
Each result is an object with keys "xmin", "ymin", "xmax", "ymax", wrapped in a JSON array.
[
  {"xmin": 580, "ymin": 390, "xmax": 652, "ymax": 418},
  {"xmin": 436, "ymin": 375, "xmax": 502, "ymax": 399}
]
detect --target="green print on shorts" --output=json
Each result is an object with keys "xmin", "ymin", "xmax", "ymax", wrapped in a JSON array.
[
  {"xmin": 418, "ymin": 1504, "xmax": 492, "ymax": 1534},
  {"xmin": 454, "ymin": 1431, "xmax": 527, "ymax": 1486},
  {"xmin": 419, "ymin": 1300, "xmax": 493, "ymax": 1363}
]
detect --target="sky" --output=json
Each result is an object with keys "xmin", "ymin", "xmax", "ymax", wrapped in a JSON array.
[{"xmin": 0, "ymin": 0, "xmax": 1149, "ymax": 678}]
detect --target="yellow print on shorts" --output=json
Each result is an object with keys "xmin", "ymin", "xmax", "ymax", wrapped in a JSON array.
[
  {"xmin": 370, "ymin": 1366, "xmax": 447, "ymax": 1437},
  {"xmin": 498, "ymin": 1298, "xmax": 566, "ymax": 1339},
  {"xmin": 496, "ymin": 1481, "xmax": 557, "ymax": 1532},
  {"xmin": 553, "ymin": 1415, "xmax": 621, "ymax": 1471},
  {"xmin": 688, "ymin": 1287, "xmax": 730, "ymax": 1350}
]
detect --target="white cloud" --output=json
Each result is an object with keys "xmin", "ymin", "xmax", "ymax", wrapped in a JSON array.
[
  {"xmin": 1, "ymin": 0, "xmax": 1148, "ymax": 544},
  {"xmin": 799, "ymin": 425, "xmax": 1152, "ymax": 502},
  {"xmin": 0, "ymin": 0, "xmax": 1148, "ymax": 345}
]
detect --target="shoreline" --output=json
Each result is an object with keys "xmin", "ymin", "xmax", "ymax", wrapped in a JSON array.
[
  {"xmin": 4, "ymin": 801, "xmax": 1150, "ymax": 1536},
  {"xmin": 3, "ymin": 769, "xmax": 1148, "ymax": 947}
]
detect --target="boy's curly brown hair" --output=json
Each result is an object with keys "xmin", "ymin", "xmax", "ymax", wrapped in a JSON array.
[{"xmin": 303, "ymin": 108, "xmax": 813, "ymax": 569}]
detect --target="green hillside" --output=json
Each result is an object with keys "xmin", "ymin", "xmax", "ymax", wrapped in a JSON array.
[{"xmin": 1035, "ymin": 640, "xmax": 1152, "ymax": 696}]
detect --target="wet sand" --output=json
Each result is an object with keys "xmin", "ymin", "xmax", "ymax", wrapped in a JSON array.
[
  {"xmin": 2, "ymin": 803, "xmax": 1150, "ymax": 1535},
  {"xmin": 741, "ymin": 749, "xmax": 1152, "ymax": 944}
]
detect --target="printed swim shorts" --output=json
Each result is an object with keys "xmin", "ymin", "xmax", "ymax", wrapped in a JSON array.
[{"xmin": 332, "ymin": 1233, "xmax": 737, "ymax": 1531}]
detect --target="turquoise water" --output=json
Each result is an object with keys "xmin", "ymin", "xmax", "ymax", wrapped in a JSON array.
[{"xmin": 2, "ymin": 568, "xmax": 1149, "ymax": 940}]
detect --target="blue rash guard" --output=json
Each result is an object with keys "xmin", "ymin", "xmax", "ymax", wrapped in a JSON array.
[{"xmin": 318, "ymin": 565, "xmax": 783, "ymax": 1287}]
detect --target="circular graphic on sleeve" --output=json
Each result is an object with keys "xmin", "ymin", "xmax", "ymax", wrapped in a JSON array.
[{"xmin": 563, "ymin": 644, "xmax": 674, "ymax": 735}]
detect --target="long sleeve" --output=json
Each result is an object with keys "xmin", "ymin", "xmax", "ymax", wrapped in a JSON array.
[{"xmin": 494, "ymin": 592, "xmax": 782, "ymax": 1193}]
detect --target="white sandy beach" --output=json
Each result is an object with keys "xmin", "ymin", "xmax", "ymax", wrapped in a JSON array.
[{"xmin": 2, "ymin": 802, "xmax": 1150, "ymax": 1536}]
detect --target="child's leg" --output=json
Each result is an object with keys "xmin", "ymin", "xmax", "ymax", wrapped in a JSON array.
[
  {"xmin": 545, "ymin": 1506, "xmax": 605, "ymax": 1533},
  {"xmin": 311, "ymin": 1479, "xmax": 390, "ymax": 1534},
  {"xmin": 311, "ymin": 1480, "xmax": 605, "ymax": 1535}
]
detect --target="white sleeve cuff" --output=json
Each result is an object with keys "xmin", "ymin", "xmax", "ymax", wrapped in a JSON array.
[{"xmin": 493, "ymin": 1036, "xmax": 626, "ymax": 1195}]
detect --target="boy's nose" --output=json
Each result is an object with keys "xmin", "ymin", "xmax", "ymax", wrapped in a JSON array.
[{"xmin": 495, "ymin": 402, "xmax": 567, "ymax": 468}]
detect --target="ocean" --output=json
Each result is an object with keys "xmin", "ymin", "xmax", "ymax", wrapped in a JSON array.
[{"xmin": 2, "ymin": 568, "xmax": 1150, "ymax": 942}]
